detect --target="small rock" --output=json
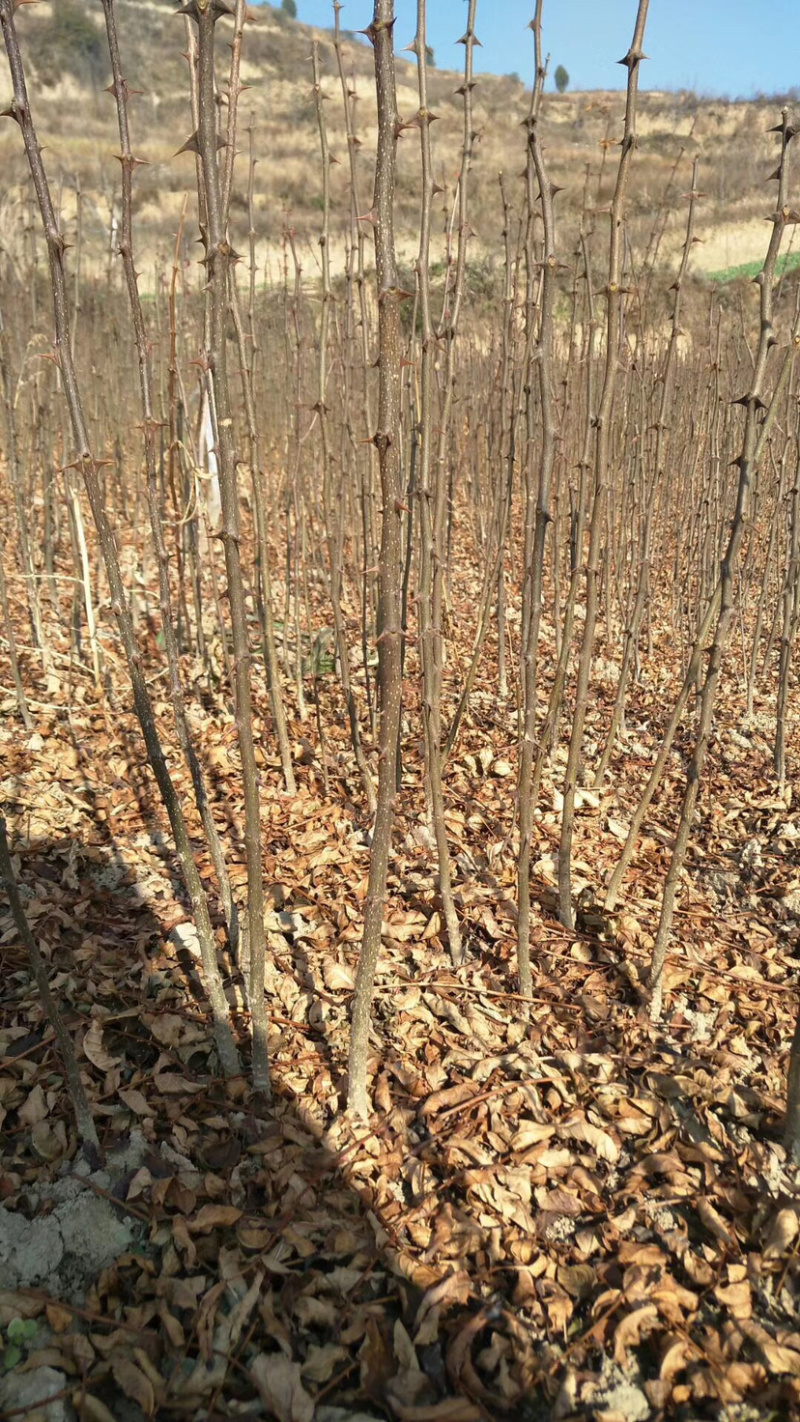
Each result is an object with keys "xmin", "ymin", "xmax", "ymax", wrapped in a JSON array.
[
  {"xmin": 739, "ymin": 837, "xmax": 763, "ymax": 875},
  {"xmin": 544, "ymin": 1214, "xmax": 576, "ymax": 1243},
  {"xmin": 587, "ymin": 1359, "xmax": 650, "ymax": 1422},
  {"xmin": 0, "ymin": 1187, "xmax": 136, "ymax": 1298},
  {"xmin": 0, "ymin": 1365, "xmax": 69, "ymax": 1422}
]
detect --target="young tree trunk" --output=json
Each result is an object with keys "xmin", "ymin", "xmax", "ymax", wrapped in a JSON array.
[
  {"xmin": 0, "ymin": 535, "xmax": 32, "ymax": 730},
  {"xmin": 413, "ymin": 0, "xmax": 475, "ymax": 966},
  {"xmin": 557, "ymin": 0, "xmax": 649, "ymax": 930},
  {"xmin": 516, "ymin": 1, "xmax": 559, "ymax": 998},
  {"xmin": 0, "ymin": 306, "xmax": 48, "ymax": 664},
  {"xmin": 593, "ymin": 160, "xmax": 701, "ymax": 790},
  {"xmin": 227, "ymin": 11, "xmax": 295, "ymax": 798},
  {"xmin": 0, "ymin": 0, "xmax": 241, "ymax": 1079},
  {"xmin": 312, "ymin": 40, "xmax": 376, "ymax": 814},
  {"xmin": 100, "ymin": 0, "xmax": 241, "ymax": 957},
  {"xmin": 785, "ymin": 998, "xmax": 800, "ymax": 1162},
  {"xmin": 189, "ymin": 0, "xmax": 271, "ymax": 1092},
  {"xmin": 332, "ymin": 14, "xmax": 379, "ymax": 737},
  {"xmin": 347, "ymin": 0, "xmax": 405, "ymax": 1119},
  {"xmin": 648, "ymin": 111, "xmax": 798, "ymax": 1020},
  {"xmin": 775, "ymin": 412, "xmax": 800, "ymax": 785},
  {"xmin": 604, "ymin": 361, "xmax": 790, "ymax": 914},
  {"xmin": 746, "ymin": 446, "xmax": 785, "ymax": 722},
  {"xmin": 229, "ymin": 277, "xmax": 297, "ymax": 797}
]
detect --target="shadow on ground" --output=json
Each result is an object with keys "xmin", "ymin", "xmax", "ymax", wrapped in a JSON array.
[{"xmin": 2, "ymin": 811, "xmax": 800, "ymax": 1422}]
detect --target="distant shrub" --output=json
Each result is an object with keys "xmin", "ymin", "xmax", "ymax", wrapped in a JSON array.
[
  {"xmin": 554, "ymin": 64, "xmax": 569, "ymax": 94},
  {"xmin": 282, "ymin": 0, "xmax": 297, "ymax": 17},
  {"xmin": 38, "ymin": 0, "xmax": 106, "ymax": 88}
]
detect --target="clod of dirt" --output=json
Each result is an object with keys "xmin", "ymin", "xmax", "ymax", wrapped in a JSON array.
[
  {"xmin": 0, "ymin": 1364, "xmax": 70, "ymax": 1422},
  {"xmin": 0, "ymin": 1132, "xmax": 147, "ymax": 1299},
  {"xmin": 587, "ymin": 1359, "xmax": 651, "ymax": 1421},
  {"xmin": 0, "ymin": 1186, "xmax": 136, "ymax": 1296}
]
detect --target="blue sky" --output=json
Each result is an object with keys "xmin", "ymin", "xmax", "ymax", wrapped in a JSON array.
[{"xmin": 262, "ymin": 1, "xmax": 800, "ymax": 99}]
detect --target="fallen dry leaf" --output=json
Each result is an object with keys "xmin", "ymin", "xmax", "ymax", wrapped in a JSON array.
[{"xmin": 251, "ymin": 1353, "xmax": 315, "ymax": 1422}]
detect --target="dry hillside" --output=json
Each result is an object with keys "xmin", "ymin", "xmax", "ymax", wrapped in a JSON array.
[{"xmin": 0, "ymin": 0, "xmax": 793, "ymax": 292}]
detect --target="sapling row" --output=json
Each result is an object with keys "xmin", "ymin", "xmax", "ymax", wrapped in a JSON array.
[{"xmin": 1, "ymin": 0, "xmax": 800, "ymax": 1146}]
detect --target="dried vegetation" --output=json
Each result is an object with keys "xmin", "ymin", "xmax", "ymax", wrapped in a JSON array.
[{"xmin": 1, "ymin": 2, "xmax": 800, "ymax": 1421}]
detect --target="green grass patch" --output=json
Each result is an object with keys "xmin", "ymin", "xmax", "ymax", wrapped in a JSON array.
[{"xmin": 706, "ymin": 250, "xmax": 800, "ymax": 284}]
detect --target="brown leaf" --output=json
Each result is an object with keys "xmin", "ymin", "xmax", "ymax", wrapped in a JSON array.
[
  {"xmin": 696, "ymin": 1196, "xmax": 737, "ymax": 1248},
  {"xmin": 613, "ymin": 1305, "xmax": 659, "ymax": 1366},
  {"xmin": 559, "ymin": 1116, "xmax": 619, "ymax": 1163},
  {"xmin": 714, "ymin": 1279, "xmax": 752, "ymax": 1320},
  {"xmin": 558, "ymin": 1263, "xmax": 596, "ymax": 1300},
  {"xmin": 118, "ymin": 1088, "xmax": 155, "ymax": 1118},
  {"xmin": 72, "ymin": 1394, "xmax": 117, "ymax": 1422},
  {"xmin": 189, "ymin": 1204, "xmax": 243, "ymax": 1233},
  {"xmin": 360, "ymin": 1315, "xmax": 395, "ymax": 1400},
  {"xmin": 147, "ymin": 1012, "xmax": 186, "ymax": 1046},
  {"xmin": 659, "ymin": 1333, "xmax": 698, "ymax": 1381},
  {"xmin": 764, "ymin": 1207, "xmax": 799, "ymax": 1257},
  {"xmin": 111, "ymin": 1355, "xmax": 156, "ymax": 1417},
  {"xmin": 761, "ymin": 1342, "xmax": 800, "ymax": 1376},
  {"xmin": 83, "ymin": 1020, "xmax": 119, "ymax": 1072},
  {"xmin": 538, "ymin": 1188, "xmax": 583, "ymax": 1216},
  {"xmin": 153, "ymin": 1072, "xmax": 204, "ymax": 1095},
  {"xmin": 30, "ymin": 1118, "xmax": 67, "ymax": 1162},
  {"xmin": 46, "ymin": 1303, "xmax": 73, "ymax": 1334},
  {"xmin": 251, "ymin": 1353, "xmax": 315, "ymax": 1422},
  {"xmin": 18, "ymin": 1083, "xmax": 48, "ymax": 1126},
  {"xmin": 321, "ymin": 957, "xmax": 355, "ymax": 991},
  {"xmin": 0, "ymin": 1293, "xmax": 45, "ymax": 1327}
]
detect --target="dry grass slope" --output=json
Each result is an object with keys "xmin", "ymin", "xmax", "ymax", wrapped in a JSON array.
[{"xmin": 0, "ymin": 0, "xmax": 792, "ymax": 292}]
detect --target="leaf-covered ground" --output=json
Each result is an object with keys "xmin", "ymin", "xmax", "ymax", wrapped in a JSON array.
[{"xmin": 2, "ymin": 509, "xmax": 800, "ymax": 1422}]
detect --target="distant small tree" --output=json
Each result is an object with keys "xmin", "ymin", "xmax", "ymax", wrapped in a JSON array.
[
  {"xmin": 425, "ymin": 44, "xmax": 435, "ymax": 67},
  {"xmin": 554, "ymin": 63, "xmax": 569, "ymax": 94},
  {"xmin": 282, "ymin": 0, "xmax": 297, "ymax": 17}
]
